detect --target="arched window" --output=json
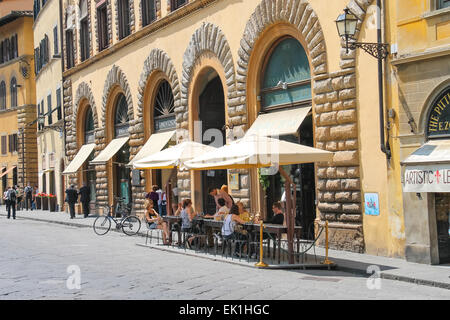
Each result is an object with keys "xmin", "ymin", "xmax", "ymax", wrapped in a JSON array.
[
  {"xmin": 153, "ymin": 80, "xmax": 175, "ymax": 132},
  {"xmin": 114, "ymin": 93, "xmax": 129, "ymax": 137},
  {"xmin": 79, "ymin": 0, "xmax": 90, "ymax": 61},
  {"xmin": 261, "ymin": 37, "xmax": 311, "ymax": 110},
  {"xmin": 426, "ymin": 86, "xmax": 450, "ymax": 139},
  {"xmin": 10, "ymin": 77, "xmax": 17, "ymax": 108},
  {"xmin": 84, "ymin": 107, "xmax": 95, "ymax": 143},
  {"xmin": 0, "ymin": 81, "xmax": 6, "ymax": 110}
]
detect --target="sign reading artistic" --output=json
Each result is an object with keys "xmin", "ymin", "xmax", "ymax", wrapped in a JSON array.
[
  {"xmin": 404, "ymin": 164, "xmax": 450, "ymax": 193},
  {"xmin": 427, "ymin": 87, "xmax": 450, "ymax": 138}
]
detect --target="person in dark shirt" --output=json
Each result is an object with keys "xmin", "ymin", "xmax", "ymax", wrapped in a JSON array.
[
  {"xmin": 269, "ymin": 201, "xmax": 284, "ymax": 225},
  {"xmin": 78, "ymin": 183, "xmax": 91, "ymax": 218},
  {"xmin": 65, "ymin": 185, "xmax": 79, "ymax": 219}
]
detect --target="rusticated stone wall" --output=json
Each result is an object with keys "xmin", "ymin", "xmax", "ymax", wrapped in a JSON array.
[{"xmin": 17, "ymin": 105, "xmax": 38, "ymax": 188}]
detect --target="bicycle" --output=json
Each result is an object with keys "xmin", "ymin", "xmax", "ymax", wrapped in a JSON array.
[{"xmin": 93, "ymin": 197, "xmax": 141, "ymax": 236}]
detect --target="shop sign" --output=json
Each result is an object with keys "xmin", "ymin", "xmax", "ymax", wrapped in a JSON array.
[
  {"xmin": 427, "ymin": 87, "xmax": 450, "ymax": 138},
  {"xmin": 404, "ymin": 164, "xmax": 450, "ymax": 193}
]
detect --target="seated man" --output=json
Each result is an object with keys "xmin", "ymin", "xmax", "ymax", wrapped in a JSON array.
[
  {"xmin": 269, "ymin": 201, "xmax": 284, "ymax": 225},
  {"xmin": 205, "ymin": 198, "xmax": 229, "ymax": 221}
]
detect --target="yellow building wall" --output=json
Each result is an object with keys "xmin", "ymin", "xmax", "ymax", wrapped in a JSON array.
[
  {"xmin": 0, "ymin": 14, "xmax": 36, "ymax": 194},
  {"xmin": 34, "ymin": 0, "xmax": 65, "ymax": 206}
]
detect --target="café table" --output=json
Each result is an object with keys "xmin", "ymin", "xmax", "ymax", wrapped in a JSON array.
[{"xmin": 201, "ymin": 218, "xmax": 302, "ymax": 264}]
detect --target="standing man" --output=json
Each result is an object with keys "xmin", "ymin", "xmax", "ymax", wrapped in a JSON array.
[
  {"xmin": 65, "ymin": 184, "xmax": 79, "ymax": 219},
  {"xmin": 24, "ymin": 183, "xmax": 33, "ymax": 211},
  {"xmin": 78, "ymin": 182, "xmax": 91, "ymax": 218},
  {"xmin": 3, "ymin": 186, "xmax": 10, "ymax": 213},
  {"xmin": 208, "ymin": 187, "xmax": 233, "ymax": 211},
  {"xmin": 6, "ymin": 186, "xmax": 17, "ymax": 219}
]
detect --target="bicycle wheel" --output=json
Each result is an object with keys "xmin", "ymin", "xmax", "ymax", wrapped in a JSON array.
[
  {"xmin": 121, "ymin": 216, "xmax": 141, "ymax": 236},
  {"xmin": 93, "ymin": 215, "xmax": 111, "ymax": 236}
]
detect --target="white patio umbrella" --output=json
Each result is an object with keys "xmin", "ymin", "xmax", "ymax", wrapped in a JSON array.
[
  {"xmin": 184, "ymin": 134, "xmax": 333, "ymax": 170},
  {"xmin": 133, "ymin": 141, "xmax": 217, "ymax": 170},
  {"xmin": 184, "ymin": 134, "xmax": 334, "ymax": 265}
]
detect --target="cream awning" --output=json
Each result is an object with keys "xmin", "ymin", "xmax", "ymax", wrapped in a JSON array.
[
  {"xmin": 127, "ymin": 130, "xmax": 176, "ymax": 167},
  {"xmin": 402, "ymin": 140, "xmax": 450, "ymax": 193},
  {"xmin": 184, "ymin": 134, "xmax": 333, "ymax": 170},
  {"xmin": 0, "ymin": 166, "xmax": 16, "ymax": 178},
  {"xmin": 245, "ymin": 106, "xmax": 311, "ymax": 137},
  {"xmin": 401, "ymin": 140, "xmax": 450, "ymax": 166},
  {"xmin": 90, "ymin": 137, "xmax": 129, "ymax": 165},
  {"xmin": 62, "ymin": 143, "xmax": 96, "ymax": 175},
  {"xmin": 133, "ymin": 141, "xmax": 216, "ymax": 170}
]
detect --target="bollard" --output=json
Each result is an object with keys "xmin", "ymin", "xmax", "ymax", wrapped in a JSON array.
[
  {"xmin": 322, "ymin": 220, "xmax": 333, "ymax": 265},
  {"xmin": 255, "ymin": 221, "xmax": 268, "ymax": 268}
]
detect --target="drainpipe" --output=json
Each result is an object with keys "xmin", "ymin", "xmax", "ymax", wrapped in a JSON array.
[{"xmin": 378, "ymin": 0, "xmax": 391, "ymax": 159}]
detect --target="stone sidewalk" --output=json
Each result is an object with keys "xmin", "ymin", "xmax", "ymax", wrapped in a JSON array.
[{"xmin": 1, "ymin": 207, "xmax": 449, "ymax": 290}]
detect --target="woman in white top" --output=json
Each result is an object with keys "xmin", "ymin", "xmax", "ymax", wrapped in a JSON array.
[{"xmin": 221, "ymin": 205, "xmax": 247, "ymax": 256}]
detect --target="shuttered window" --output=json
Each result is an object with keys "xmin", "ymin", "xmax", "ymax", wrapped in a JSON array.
[
  {"xmin": 47, "ymin": 94, "xmax": 52, "ymax": 125},
  {"xmin": 118, "ymin": 0, "xmax": 130, "ymax": 40},
  {"xmin": 66, "ymin": 30, "xmax": 74, "ymax": 69},
  {"xmin": 170, "ymin": 0, "xmax": 186, "ymax": 11},
  {"xmin": 1, "ymin": 136, "xmax": 7, "ymax": 155},
  {"xmin": 142, "ymin": 0, "xmax": 156, "ymax": 26},
  {"xmin": 97, "ymin": 3, "xmax": 109, "ymax": 51},
  {"xmin": 56, "ymin": 88, "xmax": 62, "ymax": 120}
]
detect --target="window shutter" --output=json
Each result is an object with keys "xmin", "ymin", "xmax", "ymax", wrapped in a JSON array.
[
  {"xmin": 47, "ymin": 94, "xmax": 52, "ymax": 125},
  {"xmin": 56, "ymin": 88, "xmax": 62, "ymax": 120},
  {"xmin": 53, "ymin": 26, "xmax": 58, "ymax": 55}
]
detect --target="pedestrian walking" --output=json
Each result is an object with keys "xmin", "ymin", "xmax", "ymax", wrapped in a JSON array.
[
  {"xmin": 3, "ymin": 187, "xmax": 10, "ymax": 213},
  {"xmin": 31, "ymin": 185, "xmax": 38, "ymax": 210},
  {"xmin": 65, "ymin": 184, "xmax": 79, "ymax": 219},
  {"xmin": 6, "ymin": 186, "xmax": 17, "ymax": 219},
  {"xmin": 24, "ymin": 183, "xmax": 33, "ymax": 211},
  {"xmin": 78, "ymin": 182, "xmax": 91, "ymax": 218},
  {"xmin": 15, "ymin": 185, "xmax": 23, "ymax": 211}
]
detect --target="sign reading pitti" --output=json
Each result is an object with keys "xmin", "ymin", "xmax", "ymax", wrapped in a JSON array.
[
  {"xmin": 404, "ymin": 165, "xmax": 450, "ymax": 193},
  {"xmin": 427, "ymin": 87, "xmax": 450, "ymax": 138}
]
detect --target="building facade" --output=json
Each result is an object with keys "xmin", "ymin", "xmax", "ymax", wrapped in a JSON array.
[
  {"xmin": 61, "ymin": 0, "xmax": 415, "ymax": 256},
  {"xmin": 33, "ymin": 0, "xmax": 65, "ymax": 209},
  {"xmin": 0, "ymin": 4, "xmax": 37, "ymax": 199},
  {"xmin": 388, "ymin": 0, "xmax": 450, "ymax": 264}
]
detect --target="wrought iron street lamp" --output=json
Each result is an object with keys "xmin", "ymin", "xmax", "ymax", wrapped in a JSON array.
[
  {"xmin": 335, "ymin": 4, "xmax": 391, "ymax": 159},
  {"xmin": 335, "ymin": 8, "xmax": 389, "ymax": 60}
]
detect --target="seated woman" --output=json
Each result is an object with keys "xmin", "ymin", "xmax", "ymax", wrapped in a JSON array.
[
  {"xmin": 145, "ymin": 199, "xmax": 170, "ymax": 245},
  {"xmin": 236, "ymin": 201, "xmax": 251, "ymax": 222},
  {"xmin": 221, "ymin": 205, "xmax": 247, "ymax": 256},
  {"xmin": 180, "ymin": 199, "xmax": 198, "ymax": 249}
]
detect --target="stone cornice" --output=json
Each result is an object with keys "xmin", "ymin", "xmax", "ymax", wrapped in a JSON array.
[
  {"xmin": 63, "ymin": 0, "xmax": 219, "ymax": 78},
  {"xmin": 391, "ymin": 46, "xmax": 450, "ymax": 66}
]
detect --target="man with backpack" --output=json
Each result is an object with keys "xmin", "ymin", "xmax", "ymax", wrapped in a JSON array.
[
  {"xmin": 6, "ymin": 186, "xmax": 17, "ymax": 219},
  {"xmin": 24, "ymin": 183, "xmax": 33, "ymax": 211}
]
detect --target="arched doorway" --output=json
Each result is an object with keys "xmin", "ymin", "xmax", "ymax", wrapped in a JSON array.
[
  {"xmin": 196, "ymin": 73, "xmax": 227, "ymax": 213},
  {"xmin": 258, "ymin": 36, "xmax": 315, "ymax": 238},
  {"xmin": 83, "ymin": 107, "xmax": 96, "ymax": 203},
  {"xmin": 113, "ymin": 93, "xmax": 132, "ymax": 210},
  {"xmin": 150, "ymin": 79, "xmax": 177, "ymax": 214}
]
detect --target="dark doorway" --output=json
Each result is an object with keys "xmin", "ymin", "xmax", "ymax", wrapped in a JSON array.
[
  {"xmin": 264, "ymin": 114, "xmax": 315, "ymax": 239},
  {"xmin": 114, "ymin": 143, "xmax": 131, "ymax": 213},
  {"xmin": 199, "ymin": 76, "xmax": 227, "ymax": 212},
  {"xmin": 435, "ymin": 193, "xmax": 450, "ymax": 264}
]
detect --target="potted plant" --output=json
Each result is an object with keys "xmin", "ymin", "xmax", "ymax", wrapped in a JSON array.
[
  {"xmin": 41, "ymin": 193, "xmax": 49, "ymax": 210},
  {"xmin": 35, "ymin": 193, "xmax": 42, "ymax": 210},
  {"xmin": 48, "ymin": 194, "xmax": 57, "ymax": 212}
]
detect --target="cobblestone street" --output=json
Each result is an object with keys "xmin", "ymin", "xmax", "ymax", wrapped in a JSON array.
[{"xmin": 0, "ymin": 216, "xmax": 449, "ymax": 300}]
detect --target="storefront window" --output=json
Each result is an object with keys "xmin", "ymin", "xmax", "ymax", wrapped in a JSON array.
[
  {"xmin": 261, "ymin": 37, "xmax": 311, "ymax": 110},
  {"xmin": 426, "ymin": 87, "xmax": 450, "ymax": 139}
]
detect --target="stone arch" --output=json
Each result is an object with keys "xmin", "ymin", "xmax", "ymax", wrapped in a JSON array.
[
  {"xmin": 73, "ymin": 82, "xmax": 99, "ymax": 137},
  {"xmin": 136, "ymin": 48, "xmax": 181, "ymax": 123},
  {"xmin": 179, "ymin": 22, "xmax": 237, "ymax": 130},
  {"xmin": 236, "ymin": 0, "xmax": 329, "ymax": 100},
  {"xmin": 101, "ymin": 64, "xmax": 135, "ymax": 129}
]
